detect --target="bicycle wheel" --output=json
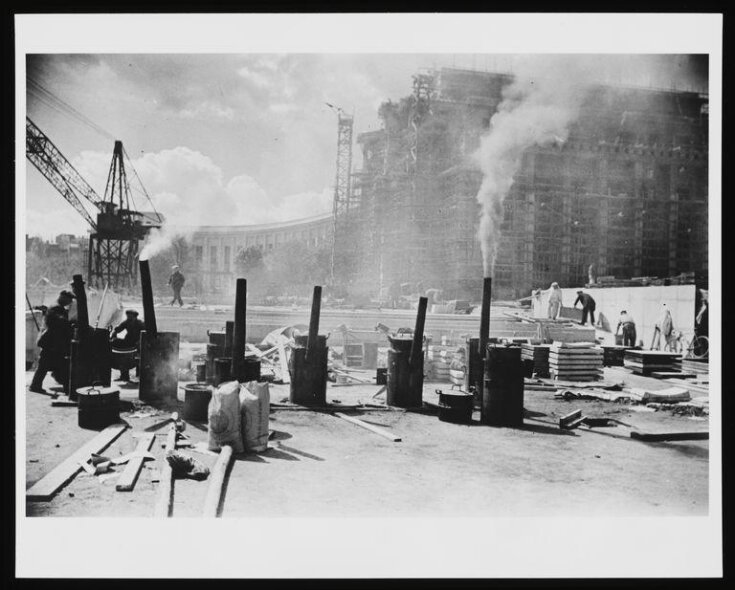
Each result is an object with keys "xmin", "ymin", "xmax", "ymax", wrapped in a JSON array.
[{"xmin": 690, "ymin": 335, "xmax": 709, "ymax": 359}]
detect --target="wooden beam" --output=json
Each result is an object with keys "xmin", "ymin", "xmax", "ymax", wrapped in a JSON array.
[
  {"xmin": 153, "ymin": 425, "xmax": 177, "ymax": 518},
  {"xmin": 631, "ymin": 431, "xmax": 709, "ymax": 442},
  {"xmin": 202, "ymin": 444, "xmax": 233, "ymax": 517},
  {"xmin": 116, "ymin": 433, "xmax": 156, "ymax": 492},
  {"xmin": 26, "ymin": 423, "xmax": 127, "ymax": 501},
  {"xmin": 334, "ymin": 412, "xmax": 401, "ymax": 442}
]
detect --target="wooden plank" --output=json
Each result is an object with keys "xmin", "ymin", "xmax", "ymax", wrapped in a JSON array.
[
  {"xmin": 631, "ymin": 431, "xmax": 709, "ymax": 442},
  {"xmin": 202, "ymin": 444, "xmax": 234, "ymax": 517},
  {"xmin": 153, "ymin": 425, "xmax": 177, "ymax": 518},
  {"xmin": 26, "ymin": 423, "xmax": 127, "ymax": 501},
  {"xmin": 115, "ymin": 433, "xmax": 156, "ymax": 492},
  {"xmin": 334, "ymin": 412, "xmax": 401, "ymax": 442}
]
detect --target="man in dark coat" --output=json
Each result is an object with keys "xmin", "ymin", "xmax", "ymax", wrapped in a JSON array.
[
  {"xmin": 573, "ymin": 290, "xmax": 597, "ymax": 326},
  {"xmin": 110, "ymin": 309, "xmax": 145, "ymax": 381},
  {"xmin": 29, "ymin": 290, "xmax": 74, "ymax": 394},
  {"xmin": 168, "ymin": 265, "xmax": 185, "ymax": 306}
]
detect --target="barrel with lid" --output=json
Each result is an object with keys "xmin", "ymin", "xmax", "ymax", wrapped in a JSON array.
[{"xmin": 76, "ymin": 384, "xmax": 120, "ymax": 430}]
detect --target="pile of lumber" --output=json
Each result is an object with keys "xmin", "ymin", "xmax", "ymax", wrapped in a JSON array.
[
  {"xmin": 673, "ymin": 358, "xmax": 709, "ymax": 375},
  {"xmin": 521, "ymin": 344, "xmax": 550, "ymax": 377},
  {"xmin": 624, "ymin": 350, "xmax": 681, "ymax": 376},
  {"xmin": 601, "ymin": 345, "xmax": 630, "ymax": 367},
  {"xmin": 428, "ymin": 345, "xmax": 453, "ymax": 382},
  {"xmin": 549, "ymin": 343, "xmax": 603, "ymax": 381}
]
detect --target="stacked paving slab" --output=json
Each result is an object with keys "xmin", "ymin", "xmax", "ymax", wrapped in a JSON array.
[{"xmin": 549, "ymin": 343, "xmax": 603, "ymax": 381}]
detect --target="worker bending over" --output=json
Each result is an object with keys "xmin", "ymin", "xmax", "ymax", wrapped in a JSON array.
[
  {"xmin": 615, "ymin": 310, "xmax": 637, "ymax": 347},
  {"xmin": 110, "ymin": 309, "xmax": 145, "ymax": 381},
  {"xmin": 574, "ymin": 290, "xmax": 597, "ymax": 326}
]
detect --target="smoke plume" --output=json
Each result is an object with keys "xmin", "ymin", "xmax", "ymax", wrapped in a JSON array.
[{"xmin": 473, "ymin": 58, "xmax": 589, "ymax": 276}]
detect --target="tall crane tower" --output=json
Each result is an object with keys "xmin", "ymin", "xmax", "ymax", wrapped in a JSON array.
[
  {"xmin": 26, "ymin": 117, "xmax": 161, "ymax": 290},
  {"xmin": 326, "ymin": 104, "xmax": 356, "ymax": 285}
]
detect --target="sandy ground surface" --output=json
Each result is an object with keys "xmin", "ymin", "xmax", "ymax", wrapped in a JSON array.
[{"xmin": 24, "ymin": 366, "xmax": 709, "ymax": 518}]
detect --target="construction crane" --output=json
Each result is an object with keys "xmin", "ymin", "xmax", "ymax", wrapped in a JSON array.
[{"xmin": 26, "ymin": 117, "xmax": 162, "ymax": 290}]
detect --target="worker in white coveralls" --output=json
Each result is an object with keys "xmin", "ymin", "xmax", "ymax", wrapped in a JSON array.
[
  {"xmin": 547, "ymin": 282, "xmax": 563, "ymax": 319},
  {"xmin": 651, "ymin": 303, "xmax": 674, "ymax": 350}
]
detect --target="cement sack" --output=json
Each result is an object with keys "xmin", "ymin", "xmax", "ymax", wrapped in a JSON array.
[
  {"xmin": 208, "ymin": 380, "xmax": 244, "ymax": 453},
  {"xmin": 240, "ymin": 381, "xmax": 270, "ymax": 453}
]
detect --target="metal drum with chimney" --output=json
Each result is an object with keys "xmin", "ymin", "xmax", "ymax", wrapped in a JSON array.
[{"xmin": 77, "ymin": 384, "xmax": 120, "ymax": 430}]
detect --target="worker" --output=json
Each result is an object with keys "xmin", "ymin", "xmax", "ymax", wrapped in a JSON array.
[
  {"xmin": 695, "ymin": 289, "xmax": 709, "ymax": 338},
  {"xmin": 588, "ymin": 263, "xmax": 598, "ymax": 285},
  {"xmin": 573, "ymin": 290, "xmax": 597, "ymax": 326},
  {"xmin": 651, "ymin": 303, "xmax": 674, "ymax": 350},
  {"xmin": 547, "ymin": 282, "xmax": 563, "ymax": 319},
  {"xmin": 168, "ymin": 264, "xmax": 186, "ymax": 307},
  {"xmin": 29, "ymin": 290, "xmax": 74, "ymax": 394},
  {"xmin": 615, "ymin": 310, "xmax": 637, "ymax": 347},
  {"xmin": 110, "ymin": 310, "xmax": 146, "ymax": 381}
]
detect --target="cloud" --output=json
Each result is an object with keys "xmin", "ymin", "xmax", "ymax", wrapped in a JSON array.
[{"xmin": 179, "ymin": 101, "xmax": 235, "ymax": 120}]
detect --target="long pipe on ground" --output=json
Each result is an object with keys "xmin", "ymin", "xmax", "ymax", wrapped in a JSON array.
[
  {"xmin": 409, "ymin": 296, "xmax": 428, "ymax": 370},
  {"xmin": 306, "ymin": 285, "xmax": 322, "ymax": 360},
  {"xmin": 71, "ymin": 274, "xmax": 89, "ymax": 329},
  {"xmin": 231, "ymin": 278, "xmax": 247, "ymax": 380},
  {"xmin": 479, "ymin": 277, "xmax": 492, "ymax": 354},
  {"xmin": 139, "ymin": 260, "xmax": 158, "ymax": 337}
]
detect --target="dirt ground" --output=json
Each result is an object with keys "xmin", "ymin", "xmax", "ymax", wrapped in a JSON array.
[{"xmin": 24, "ymin": 366, "xmax": 709, "ymax": 518}]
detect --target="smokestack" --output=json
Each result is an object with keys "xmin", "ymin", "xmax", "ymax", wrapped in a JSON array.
[
  {"xmin": 139, "ymin": 259, "xmax": 158, "ymax": 337},
  {"xmin": 410, "ymin": 297, "xmax": 428, "ymax": 370},
  {"xmin": 231, "ymin": 278, "xmax": 247, "ymax": 381},
  {"xmin": 71, "ymin": 274, "xmax": 89, "ymax": 329},
  {"xmin": 306, "ymin": 285, "xmax": 322, "ymax": 360},
  {"xmin": 479, "ymin": 277, "xmax": 492, "ymax": 354}
]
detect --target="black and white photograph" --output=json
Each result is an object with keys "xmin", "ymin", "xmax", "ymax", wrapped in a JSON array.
[{"xmin": 15, "ymin": 13, "xmax": 722, "ymax": 579}]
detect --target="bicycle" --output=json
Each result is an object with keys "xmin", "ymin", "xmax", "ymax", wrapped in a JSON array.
[{"xmin": 665, "ymin": 330, "xmax": 709, "ymax": 359}]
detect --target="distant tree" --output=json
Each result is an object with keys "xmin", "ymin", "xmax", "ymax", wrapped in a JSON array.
[{"xmin": 235, "ymin": 245, "xmax": 265, "ymax": 275}]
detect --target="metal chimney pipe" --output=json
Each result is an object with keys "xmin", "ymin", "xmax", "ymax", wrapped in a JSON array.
[
  {"xmin": 306, "ymin": 285, "xmax": 322, "ymax": 360},
  {"xmin": 71, "ymin": 274, "xmax": 89, "ymax": 329},
  {"xmin": 479, "ymin": 277, "xmax": 492, "ymax": 354},
  {"xmin": 231, "ymin": 278, "xmax": 247, "ymax": 381},
  {"xmin": 139, "ymin": 259, "xmax": 158, "ymax": 337},
  {"xmin": 410, "ymin": 296, "xmax": 428, "ymax": 370}
]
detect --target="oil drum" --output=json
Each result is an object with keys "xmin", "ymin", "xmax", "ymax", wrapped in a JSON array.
[
  {"xmin": 183, "ymin": 383, "xmax": 213, "ymax": 422},
  {"xmin": 482, "ymin": 345, "xmax": 524, "ymax": 427},
  {"xmin": 206, "ymin": 343, "xmax": 224, "ymax": 383},
  {"xmin": 77, "ymin": 384, "xmax": 120, "ymax": 430},
  {"xmin": 213, "ymin": 357, "xmax": 232, "ymax": 386},
  {"xmin": 386, "ymin": 335, "xmax": 422, "ymax": 408},
  {"xmin": 438, "ymin": 390, "xmax": 474, "ymax": 424}
]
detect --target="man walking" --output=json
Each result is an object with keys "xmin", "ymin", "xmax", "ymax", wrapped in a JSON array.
[
  {"xmin": 615, "ymin": 310, "xmax": 637, "ymax": 347},
  {"xmin": 168, "ymin": 265, "xmax": 185, "ymax": 307},
  {"xmin": 573, "ymin": 290, "xmax": 597, "ymax": 326},
  {"xmin": 29, "ymin": 290, "xmax": 74, "ymax": 394}
]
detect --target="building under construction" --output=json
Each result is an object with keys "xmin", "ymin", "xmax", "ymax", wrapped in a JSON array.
[{"xmin": 334, "ymin": 68, "xmax": 708, "ymax": 300}]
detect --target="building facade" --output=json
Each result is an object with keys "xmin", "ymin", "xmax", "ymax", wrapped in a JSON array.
[
  {"xmin": 188, "ymin": 213, "xmax": 333, "ymax": 295},
  {"xmin": 344, "ymin": 68, "xmax": 709, "ymax": 300}
]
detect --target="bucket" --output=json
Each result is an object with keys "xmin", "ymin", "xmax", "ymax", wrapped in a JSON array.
[
  {"xmin": 183, "ymin": 383, "xmax": 213, "ymax": 422},
  {"xmin": 77, "ymin": 384, "xmax": 120, "ymax": 430},
  {"xmin": 438, "ymin": 391, "xmax": 474, "ymax": 424}
]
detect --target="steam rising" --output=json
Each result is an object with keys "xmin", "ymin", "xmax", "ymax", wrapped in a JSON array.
[{"xmin": 474, "ymin": 59, "xmax": 587, "ymax": 276}]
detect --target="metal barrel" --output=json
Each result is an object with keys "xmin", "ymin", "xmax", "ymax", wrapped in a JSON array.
[
  {"xmin": 183, "ymin": 384, "xmax": 212, "ymax": 422},
  {"xmin": 289, "ymin": 334, "xmax": 328, "ymax": 405},
  {"xmin": 482, "ymin": 344, "xmax": 524, "ymax": 427},
  {"xmin": 77, "ymin": 384, "xmax": 120, "ymax": 430},
  {"xmin": 386, "ymin": 335, "xmax": 422, "ymax": 408}
]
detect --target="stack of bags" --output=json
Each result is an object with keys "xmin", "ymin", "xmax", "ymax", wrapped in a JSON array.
[
  {"xmin": 207, "ymin": 380, "xmax": 271, "ymax": 454},
  {"xmin": 521, "ymin": 344, "xmax": 550, "ymax": 377},
  {"xmin": 549, "ymin": 342, "xmax": 603, "ymax": 381}
]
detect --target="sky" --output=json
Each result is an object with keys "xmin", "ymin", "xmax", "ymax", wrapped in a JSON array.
[{"xmin": 24, "ymin": 53, "xmax": 708, "ymax": 239}]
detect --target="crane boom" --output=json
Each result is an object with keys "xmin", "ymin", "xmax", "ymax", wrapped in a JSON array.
[{"xmin": 25, "ymin": 117, "xmax": 103, "ymax": 230}]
